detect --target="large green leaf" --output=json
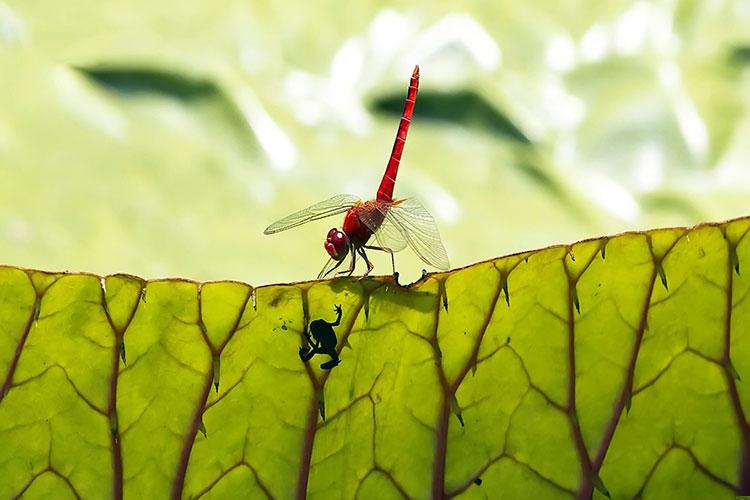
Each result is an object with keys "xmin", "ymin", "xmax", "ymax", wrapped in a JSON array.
[
  {"xmin": 1, "ymin": 216, "xmax": 749, "ymax": 499},
  {"xmin": 3, "ymin": 1, "xmax": 750, "ymax": 285}
]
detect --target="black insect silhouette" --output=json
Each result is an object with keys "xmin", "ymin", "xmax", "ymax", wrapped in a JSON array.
[{"xmin": 299, "ymin": 304, "xmax": 342, "ymax": 370}]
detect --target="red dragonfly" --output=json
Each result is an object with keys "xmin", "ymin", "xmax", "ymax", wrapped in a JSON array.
[{"xmin": 264, "ymin": 66, "xmax": 449, "ymax": 279}]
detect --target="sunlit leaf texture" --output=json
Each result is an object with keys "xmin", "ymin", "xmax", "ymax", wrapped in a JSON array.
[
  {"xmin": 1, "ymin": 216, "xmax": 749, "ymax": 499},
  {"xmin": 3, "ymin": 1, "xmax": 750, "ymax": 284}
]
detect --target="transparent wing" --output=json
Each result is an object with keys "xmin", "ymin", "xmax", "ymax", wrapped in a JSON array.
[
  {"xmin": 386, "ymin": 198, "xmax": 450, "ymax": 270},
  {"xmin": 373, "ymin": 216, "xmax": 409, "ymax": 252},
  {"xmin": 264, "ymin": 194, "xmax": 360, "ymax": 234},
  {"xmin": 356, "ymin": 201, "xmax": 408, "ymax": 252},
  {"xmin": 361, "ymin": 198, "xmax": 449, "ymax": 270}
]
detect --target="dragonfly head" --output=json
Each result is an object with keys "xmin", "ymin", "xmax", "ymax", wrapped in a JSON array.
[{"xmin": 324, "ymin": 228, "xmax": 349, "ymax": 261}]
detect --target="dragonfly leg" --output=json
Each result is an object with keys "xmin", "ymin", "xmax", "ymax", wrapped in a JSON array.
[
  {"xmin": 364, "ymin": 245, "xmax": 397, "ymax": 277},
  {"xmin": 357, "ymin": 247, "xmax": 374, "ymax": 279},
  {"xmin": 319, "ymin": 256, "xmax": 345, "ymax": 279},
  {"xmin": 336, "ymin": 249, "xmax": 357, "ymax": 277}
]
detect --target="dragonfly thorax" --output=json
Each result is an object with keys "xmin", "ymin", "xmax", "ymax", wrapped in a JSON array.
[
  {"xmin": 342, "ymin": 205, "xmax": 377, "ymax": 244},
  {"xmin": 324, "ymin": 228, "xmax": 349, "ymax": 261}
]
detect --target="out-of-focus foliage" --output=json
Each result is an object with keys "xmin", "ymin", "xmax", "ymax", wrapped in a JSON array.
[{"xmin": 1, "ymin": 0, "xmax": 749, "ymax": 283}]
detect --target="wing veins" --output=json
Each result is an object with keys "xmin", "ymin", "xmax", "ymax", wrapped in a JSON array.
[{"xmin": 264, "ymin": 194, "xmax": 359, "ymax": 234}]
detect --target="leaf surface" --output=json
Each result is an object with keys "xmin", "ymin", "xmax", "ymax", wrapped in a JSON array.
[{"xmin": 1, "ymin": 217, "xmax": 750, "ymax": 499}]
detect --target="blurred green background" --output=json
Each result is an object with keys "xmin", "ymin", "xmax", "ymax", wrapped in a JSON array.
[{"xmin": 1, "ymin": 1, "xmax": 749, "ymax": 285}]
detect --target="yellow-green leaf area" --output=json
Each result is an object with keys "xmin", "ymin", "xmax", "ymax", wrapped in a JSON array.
[{"xmin": 1, "ymin": 216, "xmax": 749, "ymax": 499}]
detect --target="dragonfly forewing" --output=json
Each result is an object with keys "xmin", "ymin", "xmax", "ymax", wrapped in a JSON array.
[{"xmin": 264, "ymin": 194, "xmax": 360, "ymax": 234}]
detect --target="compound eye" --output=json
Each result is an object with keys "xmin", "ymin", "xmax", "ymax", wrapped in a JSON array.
[{"xmin": 324, "ymin": 228, "xmax": 349, "ymax": 261}]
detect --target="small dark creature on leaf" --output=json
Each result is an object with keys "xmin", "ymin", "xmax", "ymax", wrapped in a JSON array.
[{"xmin": 299, "ymin": 305, "xmax": 342, "ymax": 369}]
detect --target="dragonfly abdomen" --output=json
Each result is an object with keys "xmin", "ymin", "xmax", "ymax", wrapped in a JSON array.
[{"xmin": 376, "ymin": 65, "xmax": 420, "ymax": 202}]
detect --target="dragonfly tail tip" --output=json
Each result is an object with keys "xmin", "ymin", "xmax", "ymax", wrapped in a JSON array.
[{"xmin": 412, "ymin": 65, "xmax": 419, "ymax": 78}]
